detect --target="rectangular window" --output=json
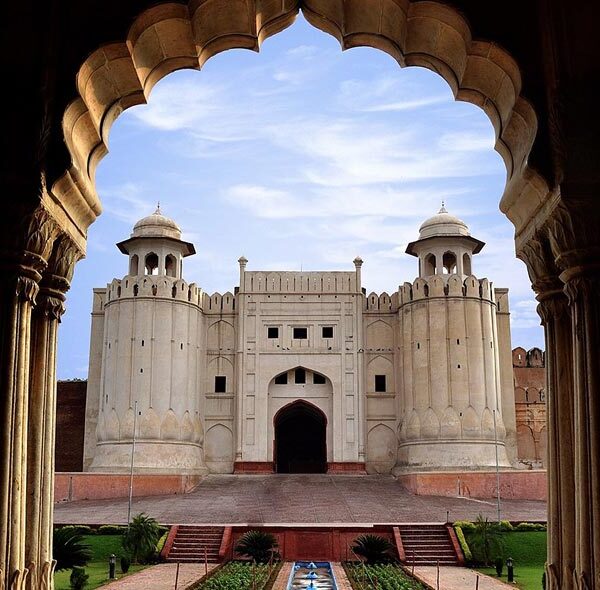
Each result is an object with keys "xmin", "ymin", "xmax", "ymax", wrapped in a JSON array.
[
  {"xmin": 275, "ymin": 373, "xmax": 288, "ymax": 385},
  {"xmin": 375, "ymin": 374, "xmax": 387, "ymax": 392},
  {"xmin": 267, "ymin": 326, "xmax": 279, "ymax": 339},
  {"xmin": 313, "ymin": 373, "xmax": 326, "ymax": 385},
  {"xmin": 215, "ymin": 376, "xmax": 226, "ymax": 393},
  {"xmin": 322, "ymin": 326, "xmax": 334, "ymax": 339},
  {"xmin": 295, "ymin": 368, "xmax": 306, "ymax": 384},
  {"xmin": 293, "ymin": 327, "xmax": 308, "ymax": 339}
]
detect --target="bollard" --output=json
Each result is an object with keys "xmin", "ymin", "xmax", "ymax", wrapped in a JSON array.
[
  {"xmin": 109, "ymin": 554, "xmax": 116, "ymax": 579},
  {"xmin": 174, "ymin": 562, "xmax": 180, "ymax": 590},
  {"xmin": 475, "ymin": 574, "xmax": 479, "ymax": 590},
  {"xmin": 436, "ymin": 560, "xmax": 440, "ymax": 590},
  {"xmin": 507, "ymin": 556, "xmax": 514, "ymax": 582}
]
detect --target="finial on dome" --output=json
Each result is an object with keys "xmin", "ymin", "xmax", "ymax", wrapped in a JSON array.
[
  {"xmin": 154, "ymin": 201, "xmax": 162, "ymax": 215},
  {"xmin": 439, "ymin": 201, "xmax": 447, "ymax": 214}
]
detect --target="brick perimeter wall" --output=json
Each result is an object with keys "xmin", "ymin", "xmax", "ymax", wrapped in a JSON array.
[
  {"xmin": 54, "ymin": 473, "xmax": 203, "ymax": 503},
  {"xmin": 398, "ymin": 470, "xmax": 547, "ymax": 501},
  {"xmin": 55, "ymin": 380, "xmax": 87, "ymax": 472}
]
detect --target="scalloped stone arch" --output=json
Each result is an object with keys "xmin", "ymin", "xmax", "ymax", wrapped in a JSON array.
[{"xmin": 58, "ymin": 0, "xmax": 546, "ymax": 245}]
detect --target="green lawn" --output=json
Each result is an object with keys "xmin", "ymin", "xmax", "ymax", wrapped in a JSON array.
[
  {"xmin": 54, "ymin": 535, "xmax": 147, "ymax": 589},
  {"xmin": 473, "ymin": 531, "xmax": 547, "ymax": 590}
]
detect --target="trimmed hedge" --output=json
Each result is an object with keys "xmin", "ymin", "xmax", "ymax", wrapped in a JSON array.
[
  {"xmin": 453, "ymin": 520, "xmax": 475, "ymax": 533},
  {"xmin": 57, "ymin": 525, "xmax": 95, "ymax": 535},
  {"xmin": 98, "ymin": 525, "xmax": 126, "ymax": 535},
  {"xmin": 499, "ymin": 520, "xmax": 514, "ymax": 531},
  {"xmin": 156, "ymin": 531, "xmax": 168, "ymax": 555},
  {"xmin": 454, "ymin": 526, "xmax": 472, "ymax": 563},
  {"xmin": 515, "ymin": 522, "xmax": 546, "ymax": 532}
]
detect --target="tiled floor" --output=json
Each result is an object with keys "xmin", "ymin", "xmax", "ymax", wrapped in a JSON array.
[{"xmin": 54, "ymin": 474, "xmax": 547, "ymax": 525}]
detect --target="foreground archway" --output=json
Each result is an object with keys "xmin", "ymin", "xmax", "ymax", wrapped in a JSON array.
[
  {"xmin": 2, "ymin": 2, "xmax": 600, "ymax": 589},
  {"xmin": 274, "ymin": 401, "xmax": 327, "ymax": 474}
]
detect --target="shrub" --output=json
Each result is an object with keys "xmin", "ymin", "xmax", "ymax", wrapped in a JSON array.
[
  {"xmin": 495, "ymin": 556, "xmax": 504, "ymax": 576},
  {"xmin": 98, "ymin": 525, "xmax": 126, "ymax": 535},
  {"xmin": 69, "ymin": 566, "xmax": 89, "ymax": 590},
  {"xmin": 53, "ymin": 528, "xmax": 93, "ymax": 571},
  {"xmin": 468, "ymin": 515, "xmax": 504, "ymax": 566},
  {"xmin": 120, "ymin": 554, "xmax": 131, "ymax": 573},
  {"xmin": 156, "ymin": 531, "xmax": 168, "ymax": 556},
  {"xmin": 351, "ymin": 534, "xmax": 395, "ymax": 565},
  {"xmin": 122, "ymin": 513, "xmax": 162, "ymax": 564},
  {"xmin": 515, "ymin": 522, "xmax": 546, "ymax": 532},
  {"xmin": 453, "ymin": 520, "xmax": 475, "ymax": 532},
  {"xmin": 454, "ymin": 526, "xmax": 472, "ymax": 564},
  {"xmin": 499, "ymin": 520, "xmax": 514, "ymax": 532},
  {"xmin": 235, "ymin": 530, "xmax": 279, "ymax": 563}
]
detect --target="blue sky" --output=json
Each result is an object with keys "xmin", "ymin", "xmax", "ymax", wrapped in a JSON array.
[{"xmin": 57, "ymin": 15, "xmax": 543, "ymax": 379}]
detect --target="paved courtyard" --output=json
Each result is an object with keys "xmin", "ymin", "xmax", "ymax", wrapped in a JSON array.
[{"xmin": 54, "ymin": 474, "xmax": 547, "ymax": 525}]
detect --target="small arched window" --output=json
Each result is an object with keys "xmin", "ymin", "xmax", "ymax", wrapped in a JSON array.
[
  {"xmin": 424, "ymin": 253, "xmax": 436, "ymax": 275},
  {"xmin": 442, "ymin": 251, "xmax": 457, "ymax": 274},
  {"xmin": 129, "ymin": 254, "xmax": 139, "ymax": 276},
  {"xmin": 463, "ymin": 252, "xmax": 472, "ymax": 275},
  {"xmin": 165, "ymin": 254, "xmax": 177, "ymax": 277},
  {"xmin": 145, "ymin": 253, "xmax": 159, "ymax": 275}
]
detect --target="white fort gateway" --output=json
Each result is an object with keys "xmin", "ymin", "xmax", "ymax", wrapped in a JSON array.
[{"xmin": 83, "ymin": 205, "xmax": 517, "ymax": 476}]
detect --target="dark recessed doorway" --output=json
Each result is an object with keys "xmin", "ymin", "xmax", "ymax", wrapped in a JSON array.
[{"xmin": 274, "ymin": 401, "xmax": 327, "ymax": 473}]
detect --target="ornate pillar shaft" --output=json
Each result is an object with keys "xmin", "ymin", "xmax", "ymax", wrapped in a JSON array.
[
  {"xmin": 0, "ymin": 265, "xmax": 42, "ymax": 590},
  {"xmin": 25, "ymin": 285, "xmax": 64, "ymax": 590},
  {"xmin": 563, "ymin": 272, "xmax": 600, "ymax": 589},
  {"xmin": 538, "ymin": 289, "xmax": 575, "ymax": 590}
]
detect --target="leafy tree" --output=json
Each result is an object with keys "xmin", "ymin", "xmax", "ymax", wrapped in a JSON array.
[
  {"xmin": 235, "ymin": 530, "xmax": 279, "ymax": 563},
  {"xmin": 53, "ymin": 528, "xmax": 92, "ymax": 571},
  {"xmin": 122, "ymin": 513, "xmax": 161, "ymax": 563},
  {"xmin": 351, "ymin": 534, "xmax": 395, "ymax": 564},
  {"xmin": 469, "ymin": 515, "xmax": 504, "ymax": 566},
  {"xmin": 69, "ymin": 566, "xmax": 89, "ymax": 590}
]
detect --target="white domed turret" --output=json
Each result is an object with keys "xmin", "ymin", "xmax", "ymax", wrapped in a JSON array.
[
  {"xmin": 117, "ymin": 204, "xmax": 195, "ymax": 278},
  {"xmin": 394, "ymin": 204, "xmax": 511, "ymax": 472},
  {"xmin": 89, "ymin": 205, "xmax": 207, "ymax": 475},
  {"xmin": 406, "ymin": 203, "xmax": 484, "ymax": 277}
]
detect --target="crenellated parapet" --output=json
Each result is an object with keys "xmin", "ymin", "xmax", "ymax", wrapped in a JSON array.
[
  {"xmin": 364, "ymin": 291, "xmax": 398, "ymax": 312},
  {"xmin": 397, "ymin": 274, "xmax": 495, "ymax": 306},
  {"xmin": 243, "ymin": 271, "xmax": 359, "ymax": 294},
  {"xmin": 201, "ymin": 291, "xmax": 236, "ymax": 314},
  {"xmin": 104, "ymin": 274, "xmax": 204, "ymax": 306}
]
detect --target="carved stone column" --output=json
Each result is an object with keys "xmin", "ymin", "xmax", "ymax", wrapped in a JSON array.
[
  {"xmin": 520, "ymin": 232, "xmax": 576, "ymax": 590},
  {"xmin": 0, "ymin": 207, "xmax": 56, "ymax": 590},
  {"xmin": 548, "ymin": 199, "xmax": 600, "ymax": 590},
  {"xmin": 26, "ymin": 237, "xmax": 79, "ymax": 590},
  {"xmin": 538, "ymin": 287, "xmax": 575, "ymax": 590}
]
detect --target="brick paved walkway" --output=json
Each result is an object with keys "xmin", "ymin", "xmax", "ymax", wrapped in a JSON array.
[
  {"xmin": 54, "ymin": 475, "xmax": 546, "ymax": 525},
  {"xmin": 331, "ymin": 563, "xmax": 353, "ymax": 590},
  {"xmin": 411, "ymin": 566, "xmax": 514, "ymax": 589},
  {"xmin": 271, "ymin": 562, "xmax": 293, "ymax": 590},
  {"xmin": 99, "ymin": 563, "xmax": 218, "ymax": 589}
]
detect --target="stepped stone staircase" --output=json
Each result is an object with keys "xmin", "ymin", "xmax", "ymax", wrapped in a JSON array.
[
  {"xmin": 165, "ymin": 525, "xmax": 225, "ymax": 563},
  {"xmin": 398, "ymin": 524, "xmax": 462, "ymax": 566}
]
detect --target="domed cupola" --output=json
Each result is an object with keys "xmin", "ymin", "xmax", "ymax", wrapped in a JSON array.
[
  {"xmin": 406, "ymin": 203, "xmax": 484, "ymax": 277},
  {"xmin": 116, "ymin": 204, "xmax": 195, "ymax": 278}
]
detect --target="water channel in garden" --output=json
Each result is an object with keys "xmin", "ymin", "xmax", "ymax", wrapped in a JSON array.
[{"xmin": 287, "ymin": 561, "xmax": 338, "ymax": 590}]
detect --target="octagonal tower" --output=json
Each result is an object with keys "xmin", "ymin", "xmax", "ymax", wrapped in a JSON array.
[
  {"xmin": 394, "ymin": 205, "xmax": 513, "ymax": 471},
  {"xmin": 87, "ymin": 206, "xmax": 207, "ymax": 474}
]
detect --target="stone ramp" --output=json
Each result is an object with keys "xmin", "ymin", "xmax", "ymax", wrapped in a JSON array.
[{"xmin": 54, "ymin": 474, "xmax": 547, "ymax": 525}]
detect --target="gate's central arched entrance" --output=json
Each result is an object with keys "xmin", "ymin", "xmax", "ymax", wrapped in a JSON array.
[{"xmin": 274, "ymin": 401, "xmax": 327, "ymax": 473}]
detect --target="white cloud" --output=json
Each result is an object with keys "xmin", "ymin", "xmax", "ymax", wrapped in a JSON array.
[
  {"xmin": 439, "ymin": 131, "xmax": 495, "ymax": 152},
  {"xmin": 362, "ymin": 96, "xmax": 448, "ymax": 112}
]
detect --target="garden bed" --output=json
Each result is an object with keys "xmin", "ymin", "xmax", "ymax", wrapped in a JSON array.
[
  {"xmin": 190, "ymin": 561, "xmax": 282, "ymax": 590},
  {"xmin": 53, "ymin": 535, "xmax": 147, "ymax": 590},
  {"xmin": 344, "ymin": 563, "xmax": 428, "ymax": 590}
]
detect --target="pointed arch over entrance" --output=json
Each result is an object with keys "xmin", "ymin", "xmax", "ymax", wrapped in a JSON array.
[{"xmin": 274, "ymin": 400, "xmax": 327, "ymax": 473}]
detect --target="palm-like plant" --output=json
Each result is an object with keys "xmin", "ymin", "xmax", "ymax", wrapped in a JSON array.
[
  {"xmin": 53, "ymin": 527, "xmax": 93, "ymax": 571},
  {"xmin": 122, "ymin": 513, "xmax": 161, "ymax": 563},
  {"xmin": 469, "ymin": 514, "xmax": 504, "ymax": 566},
  {"xmin": 352, "ymin": 534, "xmax": 394, "ymax": 564},
  {"xmin": 235, "ymin": 530, "xmax": 279, "ymax": 563}
]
